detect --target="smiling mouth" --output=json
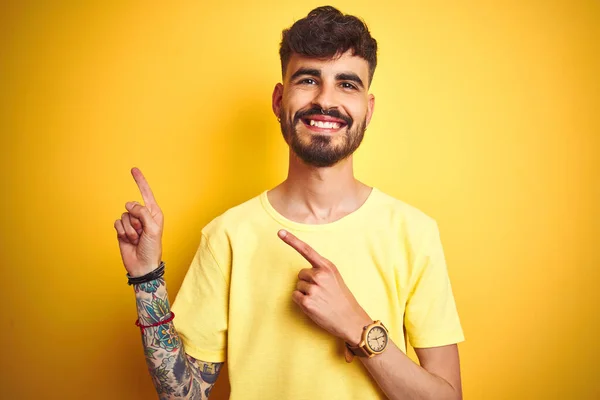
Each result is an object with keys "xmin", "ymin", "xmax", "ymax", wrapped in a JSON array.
[{"xmin": 301, "ymin": 118, "xmax": 347, "ymax": 132}]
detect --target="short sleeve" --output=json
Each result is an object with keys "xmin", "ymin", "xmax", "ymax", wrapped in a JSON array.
[
  {"xmin": 171, "ymin": 233, "xmax": 229, "ymax": 362},
  {"xmin": 404, "ymin": 220, "xmax": 464, "ymax": 348}
]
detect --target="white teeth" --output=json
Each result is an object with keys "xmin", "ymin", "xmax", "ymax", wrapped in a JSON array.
[{"xmin": 308, "ymin": 120, "xmax": 341, "ymax": 129}]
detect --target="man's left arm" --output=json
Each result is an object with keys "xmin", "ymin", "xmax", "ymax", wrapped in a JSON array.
[
  {"xmin": 278, "ymin": 229, "xmax": 462, "ymax": 400},
  {"xmin": 357, "ymin": 338, "xmax": 462, "ymax": 400}
]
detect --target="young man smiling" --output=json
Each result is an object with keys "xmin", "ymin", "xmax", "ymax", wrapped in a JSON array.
[{"xmin": 115, "ymin": 6, "xmax": 464, "ymax": 400}]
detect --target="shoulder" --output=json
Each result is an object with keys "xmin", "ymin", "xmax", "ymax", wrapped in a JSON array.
[
  {"xmin": 192, "ymin": 193, "xmax": 265, "ymax": 268},
  {"xmin": 201, "ymin": 192, "xmax": 265, "ymax": 239},
  {"xmin": 368, "ymin": 188, "xmax": 444, "ymax": 260},
  {"xmin": 370, "ymin": 188, "xmax": 438, "ymax": 234}
]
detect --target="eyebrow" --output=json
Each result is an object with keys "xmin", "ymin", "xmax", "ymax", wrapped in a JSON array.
[
  {"xmin": 290, "ymin": 68, "xmax": 365, "ymax": 89},
  {"xmin": 336, "ymin": 72, "xmax": 364, "ymax": 89},
  {"xmin": 290, "ymin": 68, "xmax": 321, "ymax": 81}
]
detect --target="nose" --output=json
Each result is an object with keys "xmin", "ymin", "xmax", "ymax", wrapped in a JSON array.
[{"xmin": 312, "ymin": 81, "xmax": 338, "ymax": 111}]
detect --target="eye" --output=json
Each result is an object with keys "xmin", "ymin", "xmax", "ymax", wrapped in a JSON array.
[
  {"xmin": 340, "ymin": 82, "xmax": 358, "ymax": 90},
  {"xmin": 299, "ymin": 78, "xmax": 317, "ymax": 85}
]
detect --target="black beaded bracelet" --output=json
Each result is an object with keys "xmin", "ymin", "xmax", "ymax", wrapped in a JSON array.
[{"xmin": 127, "ymin": 261, "xmax": 166, "ymax": 286}]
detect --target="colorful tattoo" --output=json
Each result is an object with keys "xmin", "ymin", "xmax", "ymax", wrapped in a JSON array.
[
  {"xmin": 200, "ymin": 362, "xmax": 222, "ymax": 385},
  {"xmin": 135, "ymin": 278, "xmax": 223, "ymax": 398},
  {"xmin": 135, "ymin": 277, "xmax": 164, "ymax": 294}
]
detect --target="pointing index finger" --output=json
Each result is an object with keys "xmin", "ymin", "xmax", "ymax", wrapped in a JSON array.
[
  {"xmin": 131, "ymin": 167, "xmax": 157, "ymax": 206},
  {"xmin": 278, "ymin": 230, "xmax": 324, "ymax": 268}
]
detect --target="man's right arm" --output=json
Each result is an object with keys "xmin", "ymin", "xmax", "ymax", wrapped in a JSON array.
[
  {"xmin": 135, "ymin": 277, "xmax": 223, "ymax": 399},
  {"xmin": 114, "ymin": 168, "xmax": 224, "ymax": 399}
]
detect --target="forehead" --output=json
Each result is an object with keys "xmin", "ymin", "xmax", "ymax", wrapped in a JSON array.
[{"xmin": 285, "ymin": 51, "xmax": 369, "ymax": 81}]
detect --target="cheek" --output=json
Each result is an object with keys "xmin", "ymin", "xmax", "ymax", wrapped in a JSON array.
[
  {"xmin": 284, "ymin": 90, "xmax": 315, "ymax": 110},
  {"xmin": 347, "ymin": 98, "xmax": 369, "ymax": 120}
]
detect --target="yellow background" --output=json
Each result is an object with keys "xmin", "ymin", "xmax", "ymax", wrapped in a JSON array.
[{"xmin": 1, "ymin": 1, "xmax": 598, "ymax": 399}]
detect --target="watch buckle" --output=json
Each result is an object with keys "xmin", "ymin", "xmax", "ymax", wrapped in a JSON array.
[{"xmin": 344, "ymin": 346, "xmax": 354, "ymax": 363}]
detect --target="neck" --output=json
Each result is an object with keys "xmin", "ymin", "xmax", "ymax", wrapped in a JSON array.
[
  {"xmin": 285, "ymin": 150, "xmax": 358, "ymax": 200},
  {"xmin": 267, "ymin": 150, "xmax": 371, "ymax": 224}
]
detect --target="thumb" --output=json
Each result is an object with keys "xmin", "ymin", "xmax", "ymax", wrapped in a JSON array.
[{"xmin": 125, "ymin": 202, "xmax": 160, "ymax": 236}]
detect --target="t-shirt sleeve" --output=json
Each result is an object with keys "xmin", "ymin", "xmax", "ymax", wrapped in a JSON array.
[
  {"xmin": 171, "ymin": 233, "xmax": 229, "ymax": 362},
  {"xmin": 404, "ymin": 220, "xmax": 464, "ymax": 348}
]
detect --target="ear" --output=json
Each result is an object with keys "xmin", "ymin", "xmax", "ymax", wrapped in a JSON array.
[
  {"xmin": 365, "ymin": 93, "xmax": 375, "ymax": 127},
  {"xmin": 272, "ymin": 83, "xmax": 284, "ymax": 120}
]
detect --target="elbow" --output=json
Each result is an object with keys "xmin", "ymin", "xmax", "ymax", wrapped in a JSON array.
[
  {"xmin": 448, "ymin": 385, "xmax": 462, "ymax": 400},
  {"xmin": 440, "ymin": 378, "xmax": 462, "ymax": 400}
]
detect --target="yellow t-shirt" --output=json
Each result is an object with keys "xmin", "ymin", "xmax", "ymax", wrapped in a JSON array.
[{"xmin": 172, "ymin": 188, "xmax": 464, "ymax": 399}]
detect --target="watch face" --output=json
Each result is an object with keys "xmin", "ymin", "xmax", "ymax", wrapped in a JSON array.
[{"xmin": 366, "ymin": 326, "xmax": 387, "ymax": 352}]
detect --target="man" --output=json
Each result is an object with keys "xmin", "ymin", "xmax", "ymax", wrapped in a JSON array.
[{"xmin": 114, "ymin": 6, "xmax": 464, "ymax": 400}]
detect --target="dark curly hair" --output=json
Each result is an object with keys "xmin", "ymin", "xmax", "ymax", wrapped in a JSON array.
[{"xmin": 279, "ymin": 6, "xmax": 378, "ymax": 85}]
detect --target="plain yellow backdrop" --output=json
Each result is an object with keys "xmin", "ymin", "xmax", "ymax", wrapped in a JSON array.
[{"xmin": 1, "ymin": 1, "xmax": 598, "ymax": 399}]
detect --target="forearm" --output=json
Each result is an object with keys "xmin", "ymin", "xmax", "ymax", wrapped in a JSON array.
[
  {"xmin": 359, "ymin": 340, "xmax": 460, "ymax": 400},
  {"xmin": 134, "ymin": 278, "xmax": 218, "ymax": 399}
]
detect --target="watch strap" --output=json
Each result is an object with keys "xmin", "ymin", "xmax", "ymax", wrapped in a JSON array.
[{"xmin": 345, "ymin": 342, "xmax": 371, "ymax": 357}]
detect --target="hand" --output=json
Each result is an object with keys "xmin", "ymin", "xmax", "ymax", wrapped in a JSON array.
[
  {"xmin": 278, "ymin": 230, "xmax": 372, "ymax": 345},
  {"xmin": 114, "ymin": 168, "xmax": 164, "ymax": 277}
]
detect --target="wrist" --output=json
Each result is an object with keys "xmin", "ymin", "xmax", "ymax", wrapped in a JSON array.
[
  {"xmin": 134, "ymin": 277, "xmax": 167, "ymax": 297},
  {"xmin": 343, "ymin": 313, "xmax": 372, "ymax": 346},
  {"xmin": 127, "ymin": 261, "xmax": 165, "ymax": 286}
]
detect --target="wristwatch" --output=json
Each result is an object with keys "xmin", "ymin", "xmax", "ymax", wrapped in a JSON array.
[{"xmin": 345, "ymin": 320, "xmax": 389, "ymax": 362}]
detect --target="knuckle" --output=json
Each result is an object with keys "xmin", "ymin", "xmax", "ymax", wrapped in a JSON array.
[
  {"xmin": 123, "ymin": 222, "xmax": 136, "ymax": 234},
  {"xmin": 313, "ymin": 270, "xmax": 325, "ymax": 284},
  {"xmin": 297, "ymin": 268, "xmax": 309, "ymax": 280},
  {"xmin": 301, "ymin": 297, "xmax": 314, "ymax": 310},
  {"xmin": 298, "ymin": 282, "xmax": 311, "ymax": 295},
  {"xmin": 324, "ymin": 260, "xmax": 336, "ymax": 271},
  {"xmin": 292, "ymin": 291, "xmax": 302, "ymax": 304}
]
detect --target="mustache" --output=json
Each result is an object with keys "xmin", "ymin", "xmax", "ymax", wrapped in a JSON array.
[{"xmin": 293, "ymin": 106, "xmax": 353, "ymax": 128}]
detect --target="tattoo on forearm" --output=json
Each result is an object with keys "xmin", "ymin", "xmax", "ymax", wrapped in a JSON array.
[
  {"xmin": 135, "ymin": 277, "xmax": 163, "ymax": 294},
  {"xmin": 135, "ymin": 278, "xmax": 223, "ymax": 399},
  {"xmin": 200, "ymin": 362, "xmax": 222, "ymax": 385}
]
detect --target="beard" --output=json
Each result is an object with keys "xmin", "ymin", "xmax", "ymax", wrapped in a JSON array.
[{"xmin": 279, "ymin": 106, "xmax": 367, "ymax": 168}]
